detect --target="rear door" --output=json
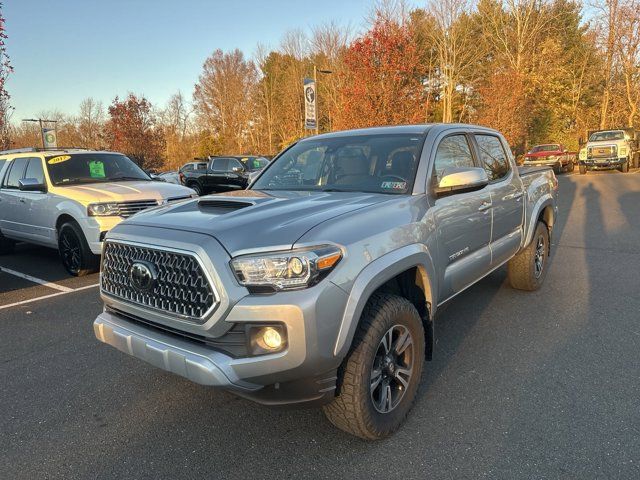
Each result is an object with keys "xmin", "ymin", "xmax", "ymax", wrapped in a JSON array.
[
  {"xmin": 208, "ymin": 158, "xmax": 230, "ymax": 192},
  {"xmin": 430, "ymin": 133, "xmax": 493, "ymax": 302},
  {"xmin": 472, "ymin": 134, "xmax": 524, "ymax": 267}
]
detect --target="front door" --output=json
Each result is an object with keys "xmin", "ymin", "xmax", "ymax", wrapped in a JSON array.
[
  {"xmin": 430, "ymin": 134, "xmax": 493, "ymax": 303},
  {"xmin": 208, "ymin": 158, "xmax": 230, "ymax": 192}
]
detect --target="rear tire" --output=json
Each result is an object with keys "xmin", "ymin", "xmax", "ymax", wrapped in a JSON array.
[
  {"xmin": 579, "ymin": 164, "xmax": 587, "ymax": 175},
  {"xmin": 188, "ymin": 182, "xmax": 202, "ymax": 196},
  {"xmin": 323, "ymin": 293, "xmax": 425, "ymax": 440},
  {"xmin": 0, "ymin": 232, "xmax": 15, "ymax": 255},
  {"xmin": 508, "ymin": 221, "xmax": 550, "ymax": 291},
  {"xmin": 632, "ymin": 154, "xmax": 639, "ymax": 169},
  {"xmin": 58, "ymin": 222, "xmax": 99, "ymax": 277}
]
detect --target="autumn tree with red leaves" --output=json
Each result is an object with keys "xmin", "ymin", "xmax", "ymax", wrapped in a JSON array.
[
  {"xmin": 104, "ymin": 94, "xmax": 166, "ymax": 170},
  {"xmin": 0, "ymin": 3, "xmax": 13, "ymax": 149},
  {"xmin": 335, "ymin": 16, "xmax": 426, "ymax": 129}
]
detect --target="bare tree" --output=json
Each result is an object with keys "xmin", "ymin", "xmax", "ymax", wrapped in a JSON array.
[
  {"xmin": 77, "ymin": 98, "xmax": 104, "ymax": 149},
  {"xmin": 616, "ymin": 0, "xmax": 640, "ymax": 127}
]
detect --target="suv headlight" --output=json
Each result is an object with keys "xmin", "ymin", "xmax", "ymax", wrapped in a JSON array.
[
  {"xmin": 88, "ymin": 203, "xmax": 120, "ymax": 216},
  {"xmin": 579, "ymin": 148, "xmax": 587, "ymax": 160},
  {"xmin": 231, "ymin": 245, "xmax": 342, "ymax": 292}
]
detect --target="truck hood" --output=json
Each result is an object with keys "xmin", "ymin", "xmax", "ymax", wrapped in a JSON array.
[
  {"xmin": 51, "ymin": 181, "xmax": 195, "ymax": 204},
  {"xmin": 525, "ymin": 150, "xmax": 562, "ymax": 159},
  {"xmin": 123, "ymin": 189, "xmax": 394, "ymax": 255}
]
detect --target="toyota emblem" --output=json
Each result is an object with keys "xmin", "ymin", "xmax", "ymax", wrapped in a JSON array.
[{"xmin": 129, "ymin": 261, "xmax": 157, "ymax": 292}]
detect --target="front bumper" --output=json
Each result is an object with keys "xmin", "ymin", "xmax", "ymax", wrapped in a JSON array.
[
  {"xmin": 581, "ymin": 158, "xmax": 626, "ymax": 170},
  {"xmin": 524, "ymin": 159, "xmax": 562, "ymax": 167}
]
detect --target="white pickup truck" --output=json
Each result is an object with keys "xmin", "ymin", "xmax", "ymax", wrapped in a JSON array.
[{"xmin": 0, "ymin": 148, "xmax": 196, "ymax": 275}]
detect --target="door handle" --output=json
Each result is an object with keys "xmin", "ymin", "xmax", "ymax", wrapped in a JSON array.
[
  {"xmin": 19, "ymin": 198, "xmax": 26, "ymax": 203},
  {"xmin": 478, "ymin": 201, "xmax": 492, "ymax": 211}
]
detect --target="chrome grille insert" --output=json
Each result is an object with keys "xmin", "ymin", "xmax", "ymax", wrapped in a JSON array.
[
  {"xmin": 101, "ymin": 241, "xmax": 217, "ymax": 323},
  {"xmin": 115, "ymin": 200, "xmax": 159, "ymax": 217}
]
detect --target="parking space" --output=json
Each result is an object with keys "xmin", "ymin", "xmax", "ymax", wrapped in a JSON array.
[
  {"xmin": 0, "ymin": 173, "xmax": 639, "ymax": 479},
  {"xmin": 0, "ymin": 244, "xmax": 99, "ymax": 310}
]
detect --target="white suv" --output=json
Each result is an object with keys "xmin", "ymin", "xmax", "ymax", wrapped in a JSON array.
[{"xmin": 0, "ymin": 148, "xmax": 196, "ymax": 275}]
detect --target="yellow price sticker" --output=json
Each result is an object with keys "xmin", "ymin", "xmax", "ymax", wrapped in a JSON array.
[{"xmin": 48, "ymin": 155, "xmax": 71, "ymax": 165}]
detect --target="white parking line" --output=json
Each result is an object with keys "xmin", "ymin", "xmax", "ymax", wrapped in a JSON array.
[
  {"xmin": 0, "ymin": 267, "xmax": 74, "ymax": 292},
  {"xmin": 0, "ymin": 283, "xmax": 100, "ymax": 311}
]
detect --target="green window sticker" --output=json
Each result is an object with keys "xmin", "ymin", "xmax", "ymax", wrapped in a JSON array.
[{"xmin": 89, "ymin": 160, "xmax": 106, "ymax": 178}]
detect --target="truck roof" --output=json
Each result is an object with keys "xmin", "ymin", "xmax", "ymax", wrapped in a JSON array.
[{"xmin": 304, "ymin": 123, "xmax": 499, "ymax": 142}]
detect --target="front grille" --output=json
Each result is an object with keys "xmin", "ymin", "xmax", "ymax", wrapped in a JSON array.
[
  {"xmin": 588, "ymin": 145, "xmax": 616, "ymax": 158},
  {"xmin": 115, "ymin": 200, "xmax": 159, "ymax": 217},
  {"xmin": 101, "ymin": 241, "xmax": 217, "ymax": 323}
]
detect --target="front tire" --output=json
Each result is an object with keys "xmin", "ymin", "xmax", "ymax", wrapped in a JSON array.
[
  {"xmin": 58, "ymin": 222, "xmax": 99, "ymax": 277},
  {"xmin": 508, "ymin": 221, "xmax": 550, "ymax": 291},
  {"xmin": 0, "ymin": 232, "xmax": 15, "ymax": 255},
  {"xmin": 323, "ymin": 293, "xmax": 425, "ymax": 440},
  {"xmin": 620, "ymin": 161, "xmax": 629, "ymax": 173}
]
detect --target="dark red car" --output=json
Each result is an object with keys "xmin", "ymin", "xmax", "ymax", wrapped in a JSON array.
[{"xmin": 523, "ymin": 144, "xmax": 575, "ymax": 173}]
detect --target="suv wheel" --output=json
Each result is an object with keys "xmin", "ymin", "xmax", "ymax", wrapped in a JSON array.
[
  {"xmin": 579, "ymin": 164, "xmax": 587, "ymax": 174},
  {"xmin": 323, "ymin": 293, "xmax": 425, "ymax": 440},
  {"xmin": 508, "ymin": 221, "xmax": 550, "ymax": 291},
  {"xmin": 189, "ymin": 183, "xmax": 202, "ymax": 196},
  {"xmin": 58, "ymin": 222, "xmax": 99, "ymax": 277},
  {"xmin": 0, "ymin": 232, "xmax": 15, "ymax": 255}
]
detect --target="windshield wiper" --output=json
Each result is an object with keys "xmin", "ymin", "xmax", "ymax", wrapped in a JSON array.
[{"xmin": 107, "ymin": 176, "xmax": 150, "ymax": 182}]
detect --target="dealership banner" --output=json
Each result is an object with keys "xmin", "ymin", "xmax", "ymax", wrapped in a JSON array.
[
  {"xmin": 304, "ymin": 78, "xmax": 316, "ymax": 130},
  {"xmin": 42, "ymin": 128, "xmax": 57, "ymax": 149}
]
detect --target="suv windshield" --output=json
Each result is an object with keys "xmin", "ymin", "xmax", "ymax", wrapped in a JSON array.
[
  {"xmin": 530, "ymin": 145, "xmax": 559, "ymax": 153},
  {"xmin": 589, "ymin": 131, "xmax": 624, "ymax": 142},
  {"xmin": 252, "ymin": 134, "xmax": 423, "ymax": 194},
  {"xmin": 241, "ymin": 157, "xmax": 269, "ymax": 171},
  {"xmin": 45, "ymin": 153, "xmax": 151, "ymax": 186}
]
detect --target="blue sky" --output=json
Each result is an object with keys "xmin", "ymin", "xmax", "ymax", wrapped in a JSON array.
[{"xmin": 5, "ymin": 0, "xmax": 403, "ymax": 120}]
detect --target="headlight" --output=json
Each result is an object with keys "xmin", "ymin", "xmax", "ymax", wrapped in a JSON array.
[
  {"xmin": 579, "ymin": 148, "xmax": 587, "ymax": 160},
  {"xmin": 231, "ymin": 245, "xmax": 342, "ymax": 292},
  {"xmin": 620, "ymin": 146, "xmax": 628, "ymax": 156},
  {"xmin": 87, "ymin": 203, "xmax": 120, "ymax": 216},
  {"xmin": 548, "ymin": 155, "xmax": 557, "ymax": 161}
]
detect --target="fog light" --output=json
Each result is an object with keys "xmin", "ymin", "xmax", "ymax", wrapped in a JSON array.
[{"xmin": 248, "ymin": 325, "xmax": 287, "ymax": 355}]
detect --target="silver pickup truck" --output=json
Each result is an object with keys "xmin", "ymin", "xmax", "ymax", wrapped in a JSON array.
[{"xmin": 94, "ymin": 124, "xmax": 558, "ymax": 439}]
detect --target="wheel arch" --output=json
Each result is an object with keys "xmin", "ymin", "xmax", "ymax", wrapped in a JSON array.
[
  {"xmin": 333, "ymin": 244, "xmax": 437, "ymax": 360},
  {"xmin": 524, "ymin": 196, "xmax": 555, "ymax": 247}
]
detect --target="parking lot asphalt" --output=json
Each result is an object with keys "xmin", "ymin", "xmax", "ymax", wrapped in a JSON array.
[{"xmin": 1, "ymin": 171, "xmax": 639, "ymax": 479}]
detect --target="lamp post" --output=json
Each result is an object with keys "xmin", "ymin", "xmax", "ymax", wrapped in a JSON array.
[
  {"xmin": 22, "ymin": 118, "xmax": 58, "ymax": 149},
  {"xmin": 313, "ymin": 66, "xmax": 333, "ymax": 136}
]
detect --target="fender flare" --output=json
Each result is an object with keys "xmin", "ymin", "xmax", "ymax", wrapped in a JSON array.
[
  {"xmin": 332, "ymin": 244, "xmax": 437, "ymax": 358},
  {"xmin": 523, "ymin": 195, "xmax": 555, "ymax": 247}
]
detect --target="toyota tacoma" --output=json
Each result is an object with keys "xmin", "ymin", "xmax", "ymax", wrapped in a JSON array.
[{"xmin": 94, "ymin": 124, "xmax": 558, "ymax": 439}]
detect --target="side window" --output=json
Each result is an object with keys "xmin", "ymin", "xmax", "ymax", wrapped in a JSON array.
[
  {"xmin": 212, "ymin": 158, "xmax": 229, "ymax": 172},
  {"xmin": 0, "ymin": 159, "xmax": 6, "ymax": 181},
  {"xmin": 433, "ymin": 135, "xmax": 475, "ymax": 185},
  {"xmin": 183, "ymin": 164, "xmax": 193, "ymax": 172},
  {"xmin": 475, "ymin": 135, "xmax": 511, "ymax": 182},
  {"xmin": 3, "ymin": 157, "xmax": 29, "ymax": 189},
  {"xmin": 25, "ymin": 157, "xmax": 45, "ymax": 184},
  {"xmin": 228, "ymin": 159, "xmax": 243, "ymax": 171},
  {"xmin": 195, "ymin": 162, "xmax": 207, "ymax": 171}
]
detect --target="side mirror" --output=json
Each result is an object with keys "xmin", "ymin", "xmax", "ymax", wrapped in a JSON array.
[
  {"xmin": 232, "ymin": 166, "xmax": 244, "ymax": 173},
  {"xmin": 435, "ymin": 167, "xmax": 489, "ymax": 197},
  {"xmin": 18, "ymin": 178, "xmax": 47, "ymax": 192}
]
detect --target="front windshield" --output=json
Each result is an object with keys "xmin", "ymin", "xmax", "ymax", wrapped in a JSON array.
[
  {"xmin": 589, "ymin": 131, "xmax": 624, "ymax": 142},
  {"xmin": 45, "ymin": 153, "xmax": 151, "ymax": 186},
  {"xmin": 531, "ymin": 145, "xmax": 559, "ymax": 153},
  {"xmin": 240, "ymin": 157, "xmax": 269, "ymax": 171},
  {"xmin": 252, "ymin": 134, "xmax": 423, "ymax": 194}
]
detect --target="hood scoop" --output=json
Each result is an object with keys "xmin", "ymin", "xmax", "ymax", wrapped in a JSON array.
[{"xmin": 197, "ymin": 198, "xmax": 254, "ymax": 213}]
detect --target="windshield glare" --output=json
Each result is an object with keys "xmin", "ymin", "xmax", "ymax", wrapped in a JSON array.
[
  {"xmin": 252, "ymin": 134, "xmax": 422, "ymax": 194},
  {"xmin": 46, "ymin": 153, "xmax": 150, "ymax": 186},
  {"xmin": 589, "ymin": 131, "xmax": 624, "ymax": 142}
]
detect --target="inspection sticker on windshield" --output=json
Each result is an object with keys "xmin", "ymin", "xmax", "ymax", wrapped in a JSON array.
[
  {"xmin": 89, "ymin": 160, "xmax": 106, "ymax": 178},
  {"xmin": 47, "ymin": 155, "xmax": 71, "ymax": 165},
  {"xmin": 381, "ymin": 181, "xmax": 407, "ymax": 190}
]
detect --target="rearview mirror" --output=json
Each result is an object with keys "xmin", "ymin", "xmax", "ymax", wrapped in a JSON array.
[
  {"xmin": 435, "ymin": 167, "xmax": 489, "ymax": 197},
  {"xmin": 18, "ymin": 178, "xmax": 47, "ymax": 193}
]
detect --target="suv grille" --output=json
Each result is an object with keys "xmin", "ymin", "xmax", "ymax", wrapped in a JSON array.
[
  {"xmin": 115, "ymin": 200, "xmax": 159, "ymax": 217},
  {"xmin": 101, "ymin": 242, "xmax": 217, "ymax": 323}
]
